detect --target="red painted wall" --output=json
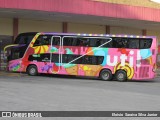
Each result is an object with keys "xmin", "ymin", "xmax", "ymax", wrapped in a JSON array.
[{"xmin": 0, "ymin": 0, "xmax": 160, "ymax": 22}]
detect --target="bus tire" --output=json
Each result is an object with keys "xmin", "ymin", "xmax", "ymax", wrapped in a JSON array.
[
  {"xmin": 115, "ymin": 70, "xmax": 127, "ymax": 82},
  {"xmin": 27, "ymin": 65, "xmax": 38, "ymax": 76},
  {"xmin": 99, "ymin": 69, "xmax": 112, "ymax": 81}
]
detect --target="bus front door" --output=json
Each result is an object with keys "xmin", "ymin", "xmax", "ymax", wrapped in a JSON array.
[{"xmin": 50, "ymin": 36, "xmax": 62, "ymax": 74}]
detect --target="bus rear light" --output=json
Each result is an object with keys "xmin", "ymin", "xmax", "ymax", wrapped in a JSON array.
[
  {"xmin": 152, "ymin": 63, "xmax": 157, "ymax": 72},
  {"xmin": 152, "ymin": 69, "xmax": 156, "ymax": 72}
]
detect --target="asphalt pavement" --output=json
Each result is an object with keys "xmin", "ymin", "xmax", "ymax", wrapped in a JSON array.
[{"xmin": 0, "ymin": 72, "xmax": 160, "ymax": 120}]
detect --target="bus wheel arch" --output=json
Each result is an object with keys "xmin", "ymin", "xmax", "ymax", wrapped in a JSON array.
[
  {"xmin": 27, "ymin": 64, "xmax": 38, "ymax": 76},
  {"xmin": 115, "ymin": 69, "xmax": 127, "ymax": 82},
  {"xmin": 99, "ymin": 69, "xmax": 113, "ymax": 81}
]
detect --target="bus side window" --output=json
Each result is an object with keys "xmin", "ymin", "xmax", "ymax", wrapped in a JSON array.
[
  {"xmin": 140, "ymin": 39, "xmax": 152, "ymax": 49},
  {"xmin": 100, "ymin": 39, "xmax": 112, "ymax": 47},
  {"xmin": 72, "ymin": 38, "xmax": 78, "ymax": 46},
  {"xmin": 88, "ymin": 38, "xmax": 112, "ymax": 47},
  {"xmin": 81, "ymin": 56, "xmax": 103, "ymax": 65},
  {"xmin": 91, "ymin": 56, "xmax": 99, "ymax": 64},
  {"xmin": 41, "ymin": 36, "xmax": 51, "ymax": 45},
  {"xmin": 98, "ymin": 56, "xmax": 104, "ymax": 64},
  {"xmin": 33, "ymin": 38, "xmax": 41, "ymax": 46},
  {"xmin": 41, "ymin": 53, "xmax": 50, "ymax": 62},
  {"xmin": 51, "ymin": 54, "xmax": 59, "ymax": 62},
  {"xmin": 113, "ymin": 38, "xmax": 128, "ymax": 48},
  {"xmin": 63, "ymin": 37, "xmax": 80, "ymax": 46},
  {"xmin": 66, "ymin": 55, "xmax": 81, "ymax": 64},
  {"xmin": 96, "ymin": 39, "xmax": 101, "ymax": 47},
  {"xmin": 112, "ymin": 38, "xmax": 121, "ymax": 48},
  {"xmin": 52, "ymin": 37, "xmax": 60, "ymax": 45},
  {"xmin": 62, "ymin": 55, "xmax": 103, "ymax": 65},
  {"xmin": 121, "ymin": 39, "xmax": 128, "ymax": 48},
  {"xmin": 129, "ymin": 39, "xmax": 139, "ymax": 49},
  {"xmin": 34, "ymin": 35, "xmax": 51, "ymax": 46},
  {"xmin": 62, "ymin": 54, "xmax": 68, "ymax": 63},
  {"xmin": 83, "ymin": 56, "xmax": 92, "ymax": 64},
  {"xmin": 79, "ymin": 38, "xmax": 89, "ymax": 46},
  {"xmin": 89, "ymin": 39, "xmax": 96, "ymax": 47},
  {"xmin": 63, "ymin": 37, "xmax": 73, "ymax": 46}
]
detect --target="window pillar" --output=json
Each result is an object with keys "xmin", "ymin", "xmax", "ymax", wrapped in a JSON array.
[
  {"xmin": 142, "ymin": 29, "xmax": 147, "ymax": 36},
  {"xmin": 106, "ymin": 25, "xmax": 110, "ymax": 34},
  {"xmin": 63, "ymin": 22, "xmax": 68, "ymax": 33},
  {"xmin": 13, "ymin": 18, "xmax": 19, "ymax": 40}
]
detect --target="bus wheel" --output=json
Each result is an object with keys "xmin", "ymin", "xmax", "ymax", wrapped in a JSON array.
[
  {"xmin": 27, "ymin": 65, "xmax": 38, "ymax": 76},
  {"xmin": 115, "ymin": 70, "xmax": 127, "ymax": 82},
  {"xmin": 100, "ymin": 69, "xmax": 112, "ymax": 81}
]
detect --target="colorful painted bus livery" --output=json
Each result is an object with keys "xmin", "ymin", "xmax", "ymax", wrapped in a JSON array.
[{"xmin": 5, "ymin": 32, "xmax": 157, "ymax": 81}]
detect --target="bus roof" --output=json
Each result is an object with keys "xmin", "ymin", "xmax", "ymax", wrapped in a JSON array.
[
  {"xmin": 39, "ymin": 32, "xmax": 156, "ymax": 39},
  {"xmin": 20, "ymin": 32, "xmax": 156, "ymax": 39}
]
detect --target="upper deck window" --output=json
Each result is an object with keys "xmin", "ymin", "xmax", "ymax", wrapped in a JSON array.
[
  {"xmin": 112, "ymin": 37, "xmax": 152, "ymax": 49},
  {"xmin": 33, "ymin": 35, "xmax": 52, "ymax": 46},
  {"xmin": 63, "ymin": 37, "xmax": 111, "ymax": 47}
]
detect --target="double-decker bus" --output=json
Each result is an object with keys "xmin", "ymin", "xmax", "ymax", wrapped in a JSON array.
[{"xmin": 5, "ymin": 32, "xmax": 157, "ymax": 81}]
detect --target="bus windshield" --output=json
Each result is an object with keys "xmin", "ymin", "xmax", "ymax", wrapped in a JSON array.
[
  {"xmin": 14, "ymin": 32, "xmax": 37, "ymax": 44},
  {"xmin": 8, "ymin": 45, "xmax": 27, "ymax": 61},
  {"xmin": 7, "ymin": 32, "xmax": 37, "ymax": 61}
]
